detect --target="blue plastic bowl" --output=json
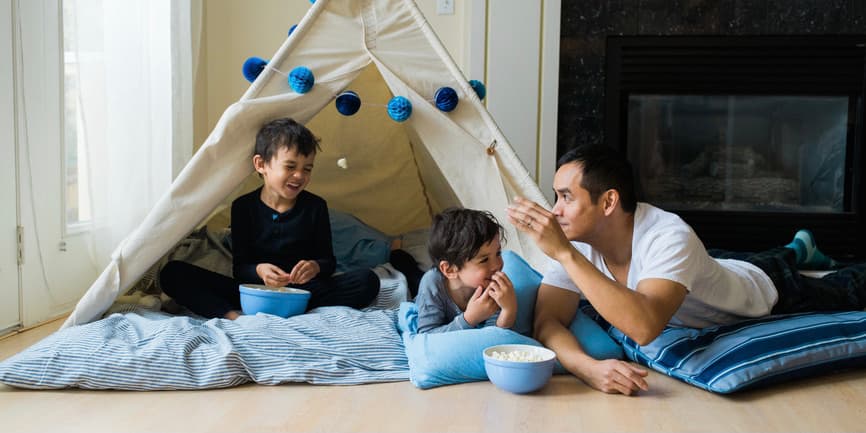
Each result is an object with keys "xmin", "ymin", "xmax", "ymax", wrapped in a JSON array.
[
  {"xmin": 238, "ymin": 284, "xmax": 311, "ymax": 318},
  {"xmin": 483, "ymin": 344, "xmax": 556, "ymax": 394}
]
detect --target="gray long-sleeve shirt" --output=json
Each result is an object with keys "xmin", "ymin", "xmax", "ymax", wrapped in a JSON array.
[{"xmin": 414, "ymin": 269, "xmax": 497, "ymax": 333}]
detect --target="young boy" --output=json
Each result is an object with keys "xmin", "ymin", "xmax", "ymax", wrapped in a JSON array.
[
  {"xmin": 160, "ymin": 117, "xmax": 380, "ymax": 319},
  {"xmin": 414, "ymin": 207, "xmax": 517, "ymax": 333}
]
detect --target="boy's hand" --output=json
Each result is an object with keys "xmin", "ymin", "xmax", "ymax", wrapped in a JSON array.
[
  {"xmin": 256, "ymin": 263, "xmax": 291, "ymax": 287},
  {"xmin": 487, "ymin": 272, "xmax": 517, "ymax": 328},
  {"xmin": 463, "ymin": 286, "xmax": 500, "ymax": 327},
  {"xmin": 288, "ymin": 260, "xmax": 320, "ymax": 285}
]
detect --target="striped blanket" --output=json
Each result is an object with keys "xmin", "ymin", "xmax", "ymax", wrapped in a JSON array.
[{"xmin": 0, "ymin": 307, "xmax": 409, "ymax": 390}]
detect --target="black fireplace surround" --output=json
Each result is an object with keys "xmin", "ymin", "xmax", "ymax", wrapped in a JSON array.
[{"xmin": 605, "ymin": 35, "xmax": 866, "ymax": 261}]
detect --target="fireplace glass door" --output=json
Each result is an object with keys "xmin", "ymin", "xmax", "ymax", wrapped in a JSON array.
[{"xmin": 627, "ymin": 95, "xmax": 849, "ymax": 213}]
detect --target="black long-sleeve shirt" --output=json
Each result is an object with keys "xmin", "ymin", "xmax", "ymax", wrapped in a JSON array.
[{"xmin": 231, "ymin": 187, "xmax": 336, "ymax": 283}]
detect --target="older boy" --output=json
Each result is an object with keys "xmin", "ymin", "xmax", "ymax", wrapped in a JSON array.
[{"xmin": 161, "ymin": 118, "xmax": 379, "ymax": 319}]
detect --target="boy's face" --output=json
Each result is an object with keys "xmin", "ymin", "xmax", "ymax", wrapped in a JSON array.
[
  {"xmin": 448, "ymin": 236, "xmax": 503, "ymax": 290},
  {"xmin": 254, "ymin": 145, "xmax": 315, "ymax": 204}
]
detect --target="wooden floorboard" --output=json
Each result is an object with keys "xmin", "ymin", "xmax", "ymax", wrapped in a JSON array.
[{"xmin": 1, "ymin": 318, "xmax": 865, "ymax": 432}]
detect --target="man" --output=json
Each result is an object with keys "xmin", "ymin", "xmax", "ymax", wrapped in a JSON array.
[{"xmin": 506, "ymin": 144, "xmax": 866, "ymax": 395}]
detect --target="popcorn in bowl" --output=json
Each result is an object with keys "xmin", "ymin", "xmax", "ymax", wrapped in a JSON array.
[
  {"xmin": 488, "ymin": 350, "xmax": 545, "ymax": 362},
  {"xmin": 482, "ymin": 344, "xmax": 557, "ymax": 394}
]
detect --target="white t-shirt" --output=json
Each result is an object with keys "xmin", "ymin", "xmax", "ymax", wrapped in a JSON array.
[{"xmin": 541, "ymin": 203, "xmax": 778, "ymax": 328}]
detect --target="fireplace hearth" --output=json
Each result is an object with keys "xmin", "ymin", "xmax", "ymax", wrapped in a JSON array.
[{"xmin": 605, "ymin": 35, "xmax": 866, "ymax": 260}]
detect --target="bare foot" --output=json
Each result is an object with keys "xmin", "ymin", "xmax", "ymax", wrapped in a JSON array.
[
  {"xmin": 390, "ymin": 237, "xmax": 403, "ymax": 250},
  {"xmin": 224, "ymin": 310, "xmax": 242, "ymax": 320}
]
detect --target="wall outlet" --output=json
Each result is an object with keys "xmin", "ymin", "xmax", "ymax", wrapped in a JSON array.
[{"xmin": 436, "ymin": 0, "xmax": 454, "ymax": 15}]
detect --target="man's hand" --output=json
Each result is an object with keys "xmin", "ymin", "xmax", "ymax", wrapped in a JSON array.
[
  {"xmin": 256, "ymin": 263, "xmax": 291, "ymax": 287},
  {"xmin": 288, "ymin": 260, "xmax": 320, "ymax": 285},
  {"xmin": 463, "ymin": 286, "xmax": 500, "ymax": 326},
  {"xmin": 506, "ymin": 196, "xmax": 573, "ymax": 262},
  {"xmin": 579, "ymin": 359, "xmax": 649, "ymax": 396},
  {"xmin": 534, "ymin": 284, "xmax": 652, "ymax": 395}
]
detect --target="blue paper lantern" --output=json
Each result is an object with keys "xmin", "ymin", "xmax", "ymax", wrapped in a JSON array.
[
  {"xmin": 469, "ymin": 79, "xmax": 486, "ymax": 100},
  {"xmin": 242, "ymin": 57, "xmax": 268, "ymax": 83},
  {"xmin": 336, "ymin": 91, "xmax": 361, "ymax": 116},
  {"xmin": 434, "ymin": 86, "xmax": 458, "ymax": 112},
  {"xmin": 387, "ymin": 96, "xmax": 412, "ymax": 122},
  {"xmin": 288, "ymin": 66, "xmax": 315, "ymax": 93},
  {"xmin": 288, "ymin": 24, "xmax": 298, "ymax": 37}
]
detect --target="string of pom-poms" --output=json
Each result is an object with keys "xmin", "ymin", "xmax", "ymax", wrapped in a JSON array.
[{"xmin": 242, "ymin": 56, "xmax": 486, "ymax": 123}]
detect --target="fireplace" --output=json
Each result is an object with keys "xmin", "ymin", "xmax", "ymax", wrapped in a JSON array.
[{"xmin": 604, "ymin": 35, "xmax": 866, "ymax": 260}]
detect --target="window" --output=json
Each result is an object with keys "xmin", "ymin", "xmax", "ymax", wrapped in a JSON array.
[{"xmin": 62, "ymin": 0, "xmax": 102, "ymax": 227}]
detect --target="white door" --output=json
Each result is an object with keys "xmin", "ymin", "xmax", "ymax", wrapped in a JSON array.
[
  {"xmin": 15, "ymin": 0, "xmax": 99, "ymax": 327},
  {"xmin": 1, "ymin": 0, "xmax": 21, "ymax": 335}
]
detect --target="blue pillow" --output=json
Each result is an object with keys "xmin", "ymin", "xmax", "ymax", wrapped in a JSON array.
[
  {"xmin": 501, "ymin": 250, "xmax": 542, "ymax": 337},
  {"xmin": 609, "ymin": 311, "xmax": 866, "ymax": 394},
  {"xmin": 502, "ymin": 250, "xmax": 622, "ymax": 360},
  {"xmin": 398, "ymin": 302, "xmax": 539, "ymax": 389},
  {"xmin": 399, "ymin": 251, "xmax": 623, "ymax": 389}
]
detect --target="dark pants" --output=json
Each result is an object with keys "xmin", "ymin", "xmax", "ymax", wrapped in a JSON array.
[
  {"xmin": 159, "ymin": 261, "xmax": 380, "ymax": 318},
  {"xmin": 708, "ymin": 247, "xmax": 866, "ymax": 315}
]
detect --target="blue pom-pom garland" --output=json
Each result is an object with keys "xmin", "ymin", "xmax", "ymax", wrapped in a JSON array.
[
  {"xmin": 387, "ymin": 96, "xmax": 412, "ymax": 122},
  {"xmin": 288, "ymin": 66, "xmax": 315, "ymax": 93},
  {"xmin": 242, "ymin": 57, "xmax": 268, "ymax": 83},
  {"xmin": 335, "ymin": 91, "xmax": 361, "ymax": 116},
  {"xmin": 434, "ymin": 86, "xmax": 458, "ymax": 112},
  {"xmin": 469, "ymin": 79, "xmax": 486, "ymax": 100},
  {"xmin": 288, "ymin": 24, "xmax": 298, "ymax": 37}
]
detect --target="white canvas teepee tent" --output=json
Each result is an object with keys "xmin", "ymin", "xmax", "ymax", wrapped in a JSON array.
[{"xmin": 63, "ymin": 0, "xmax": 551, "ymax": 328}]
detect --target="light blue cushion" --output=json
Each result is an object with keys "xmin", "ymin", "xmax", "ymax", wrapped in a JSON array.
[
  {"xmin": 568, "ymin": 307, "xmax": 624, "ymax": 361},
  {"xmin": 609, "ymin": 311, "xmax": 866, "ymax": 394},
  {"xmin": 502, "ymin": 250, "xmax": 622, "ymax": 360},
  {"xmin": 398, "ymin": 302, "xmax": 539, "ymax": 389},
  {"xmin": 501, "ymin": 250, "xmax": 542, "ymax": 337},
  {"xmin": 399, "ymin": 251, "xmax": 623, "ymax": 389}
]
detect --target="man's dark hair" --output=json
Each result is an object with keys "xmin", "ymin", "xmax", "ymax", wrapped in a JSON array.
[
  {"xmin": 556, "ymin": 144, "xmax": 637, "ymax": 213},
  {"xmin": 255, "ymin": 117, "xmax": 321, "ymax": 162},
  {"xmin": 428, "ymin": 207, "xmax": 504, "ymax": 270}
]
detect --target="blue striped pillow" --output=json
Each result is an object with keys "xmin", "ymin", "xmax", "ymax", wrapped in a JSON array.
[{"xmin": 608, "ymin": 311, "xmax": 866, "ymax": 393}]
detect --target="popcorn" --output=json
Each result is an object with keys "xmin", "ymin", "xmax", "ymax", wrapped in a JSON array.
[{"xmin": 489, "ymin": 350, "xmax": 544, "ymax": 362}]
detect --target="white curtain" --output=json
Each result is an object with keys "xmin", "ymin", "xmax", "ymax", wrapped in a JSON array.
[{"xmin": 65, "ymin": 0, "xmax": 200, "ymax": 268}]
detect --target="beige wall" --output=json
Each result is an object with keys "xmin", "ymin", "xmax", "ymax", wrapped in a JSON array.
[{"xmin": 196, "ymin": 0, "xmax": 468, "ymax": 150}]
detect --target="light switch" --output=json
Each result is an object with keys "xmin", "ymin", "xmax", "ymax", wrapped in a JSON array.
[{"xmin": 436, "ymin": 0, "xmax": 454, "ymax": 15}]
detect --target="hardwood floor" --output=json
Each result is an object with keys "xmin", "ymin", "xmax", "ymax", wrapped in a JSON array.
[{"xmin": 2, "ymin": 319, "xmax": 866, "ymax": 433}]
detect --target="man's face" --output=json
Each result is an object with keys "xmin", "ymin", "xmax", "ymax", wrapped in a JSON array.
[{"xmin": 551, "ymin": 162, "xmax": 601, "ymax": 242}]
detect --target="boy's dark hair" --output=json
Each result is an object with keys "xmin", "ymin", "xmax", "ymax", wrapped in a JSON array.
[
  {"xmin": 428, "ymin": 207, "xmax": 504, "ymax": 270},
  {"xmin": 556, "ymin": 144, "xmax": 637, "ymax": 213},
  {"xmin": 255, "ymin": 117, "xmax": 321, "ymax": 162}
]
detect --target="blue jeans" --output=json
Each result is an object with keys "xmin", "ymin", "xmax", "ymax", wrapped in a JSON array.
[{"xmin": 707, "ymin": 247, "xmax": 866, "ymax": 315}]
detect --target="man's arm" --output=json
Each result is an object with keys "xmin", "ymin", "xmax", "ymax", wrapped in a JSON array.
[
  {"xmin": 554, "ymin": 249, "xmax": 687, "ymax": 345},
  {"xmin": 534, "ymin": 283, "xmax": 648, "ymax": 395},
  {"xmin": 507, "ymin": 196, "xmax": 687, "ymax": 345}
]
